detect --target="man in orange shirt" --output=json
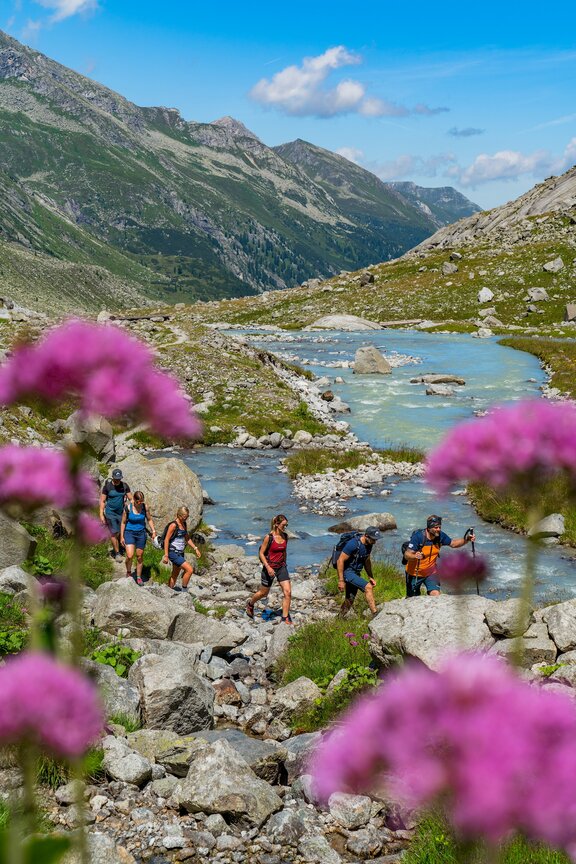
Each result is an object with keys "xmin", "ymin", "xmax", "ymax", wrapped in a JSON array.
[{"xmin": 404, "ymin": 515, "xmax": 475, "ymax": 597}]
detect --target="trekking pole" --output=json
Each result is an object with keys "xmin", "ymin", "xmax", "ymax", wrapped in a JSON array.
[{"xmin": 465, "ymin": 527, "xmax": 478, "ymax": 595}]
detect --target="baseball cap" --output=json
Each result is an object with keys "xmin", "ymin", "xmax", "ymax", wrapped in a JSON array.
[
  {"xmin": 365, "ymin": 526, "xmax": 381, "ymax": 541},
  {"xmin": 427, "ymin": 515, "xmax": 442, "ymax": 528},
  {"xmin": 112, "ymin": 468, "xmax": 123, "ymax": 480}
]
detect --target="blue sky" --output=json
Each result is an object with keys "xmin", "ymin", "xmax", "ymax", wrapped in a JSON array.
[{"xmin": 3, "ymin": 0, "xmax": 576, "ymax": 208}]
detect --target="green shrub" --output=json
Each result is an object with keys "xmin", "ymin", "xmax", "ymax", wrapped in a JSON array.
[
  {"xmin": 0, "ymin": 593, "xmax": 28, "ymax": 656},
  {"xmin": 81, "ymin": 626, "xmax": 108, "ymax": 656},
  {"xmin": 31, "ymin": 555, "xmax": 54, "ymax": 576},
  {"xmin": 23, "ymin": 524, "xmax": 114, "ymax": 589},
  {"xmin": 91, "ymin": 642, "xmax": 140, "ymax": 678},
  {"xmin": 0, "ymin": 629, "xmax": 27, "ymax": 656},
  {"xmin": 292, "ymin": 662, "xmax": 378, "ymax": 732}
]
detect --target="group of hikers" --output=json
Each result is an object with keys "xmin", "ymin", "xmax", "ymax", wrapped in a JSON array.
[
  {"xmin": 99, "ymin": 468, "xmax": 201, "ymax": 591},
  {"xmin": 100, "ymin": 467, "xmax": 477, "ymax": 619}
]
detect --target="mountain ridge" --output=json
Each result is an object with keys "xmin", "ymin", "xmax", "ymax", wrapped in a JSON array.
[{"xmin": 0, "ymin": 28, "xmax": 479, "ymax": 309}]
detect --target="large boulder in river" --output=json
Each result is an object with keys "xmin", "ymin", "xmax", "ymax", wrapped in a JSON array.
[
  {"xmin": 0, "ymin": 513, "xmax": 35, "ymax": 570},
  {"xmin": 129, "ymin": 653, "xmax": 214, "ymax": 733},
  {"xmin": 94, "ymin": 578, "xmax": 177, "ymax": 639},
  {"xmin": 410, "ymin": 374, "xmax": 465, "ymax": 385},
  {"xmin": 369, "ymin": 595, "xmax": 496, "ymax": 670},
  {"xmin": 304, "ymin": 315, "xmax": 382, "ymax": 331},
  {"xmin": 117, "ymin": 452, "xmax": 202, "ymax": 530},
  {"xmin": 329, "ymin": 513, "xmax": 397, "ymax": 533},
  {"xmin": 353, "ymin": 346, "xmax": 392, "ymax": 375},
  {"xmin": 173, "ymin": 739, "xmax": 282, "ymax": 827}
]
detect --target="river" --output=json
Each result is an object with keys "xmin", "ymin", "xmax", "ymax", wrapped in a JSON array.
[{"xmin": 179, "ymin": 329, "xmax": 576, "ymax": 603}]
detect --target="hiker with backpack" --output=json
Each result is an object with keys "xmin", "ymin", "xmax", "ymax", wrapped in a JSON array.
[
  {"xmin": 336, "ymin": 526, "xmax": 381, "ymax": 618},
  {"xmin": 120, "ymin": 491, "xmax": 157, "ymax": 585},
  {"xmin": 100, "ymin": 467, "xmax": 132, "ymax": 561},
  {"xmin": 246, "ymin": 514, "xmax": 293, "ymax": 625},
  {"xmin": 404, "ymin": 515, "xmax": 475, "ymax": 597},
  {"xmin": 161, "ymin": 506, "xmax": 201, "ymax": 592}
]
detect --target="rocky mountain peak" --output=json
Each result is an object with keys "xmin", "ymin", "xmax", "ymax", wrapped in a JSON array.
[{"xmin": 211, "ymin": 115, "xmax": 261, "ymax": 141}]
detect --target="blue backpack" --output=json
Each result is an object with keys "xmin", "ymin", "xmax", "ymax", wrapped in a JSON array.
[{"xmin": 330, "ymin": 531, "xmax": 362, "ymax": 568}]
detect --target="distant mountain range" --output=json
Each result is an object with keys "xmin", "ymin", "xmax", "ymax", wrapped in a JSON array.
[{"xmin": 0, "ymin": 29, "xmax": 480, "ymax": 309}]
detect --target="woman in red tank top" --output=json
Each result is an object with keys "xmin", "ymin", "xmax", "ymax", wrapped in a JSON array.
[{"xmin": 246, "ymin": 514, "xmax": 293, "ymax": 624}]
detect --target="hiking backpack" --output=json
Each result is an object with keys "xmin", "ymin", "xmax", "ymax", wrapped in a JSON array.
[
  {"xmin": 157, "ymin": 520, "xmax": 179, "ymax": 549},
  {"xmin": 330, "ymin": 531, "xmax": 362, "ymax": 568},
  {"xmin": 401, "ymin": 540, "xmax": 410, "ymax": 565}
]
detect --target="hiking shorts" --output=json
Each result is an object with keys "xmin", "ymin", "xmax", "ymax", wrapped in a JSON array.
[
  {"xmin": 344, "ymin": 568, "xmax": 368, "ymax": 600},
  {"xmin": 105, "ymin": 512, "xmax": 122, "ymax": 535},
  {"xmin": 261, "ymin": 563, "xmax": 290, "ymax": 588},
  {"xmin": 124, "ymin": 529, "xmax": 146, "ymax": 550},
  {"xmin": 406, "ymin": 572, "xmax": 441, "ymax": 597},
  {"xmin": 168, "ymin": 550, "xmax": 187, "ymax": 568}
]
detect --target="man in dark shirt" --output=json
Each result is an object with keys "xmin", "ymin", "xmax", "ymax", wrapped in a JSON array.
[
  {"xmin": 99, "ymin": 468, "xmax": 131, "ymax": 561},
  {"xmin": 337, "ymin": 526, "xmax": 381, "ymax": 617}
]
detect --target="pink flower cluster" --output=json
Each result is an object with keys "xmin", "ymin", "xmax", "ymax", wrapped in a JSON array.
[
  {"xmin": 438, "ymin": 551, "xmax": 489, "ymax": 588},
  {"xmin": 0, "ymin": 320, "xmax": 200, "ymax": 440},
  {"xmin": 0, "ymin": 652, "xmax": 103, "ymax": 758},
  {"xmin": 0, "ymin": 445, "xmax": 96, "ymax": 510},
  {"xmin": 311, "ymin": 653, "xmax": 576, "ymax": 857},
  {"xmin": 425, "ymin": 400, "xmax": 576, "ymax": 495}
]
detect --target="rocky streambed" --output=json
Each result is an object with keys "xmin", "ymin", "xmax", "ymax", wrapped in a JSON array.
[{"xmin": 3, "ymin": 552, "xmax": 576, "ymax": 864}]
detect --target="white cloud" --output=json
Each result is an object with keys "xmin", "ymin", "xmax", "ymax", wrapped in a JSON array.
[
  {"xmin": 250, "ymin": 46, "xmax": 447, "ymax": 119},
  {"xmin": 335, "ymin": 147, "xmax": 365, "ymax": 164},
  {"xmin": 455, "ymin": 138, "xmax": 576, "ymax": 187},
  {"xmin": 448, "ymin": 126, "xmax": 485, "ymax": 138},
  {"xmin": 34, "ymin": 0, "xmax": 98, "ymax": 22},
  {"xmin": 367, "ymin": 153, "xmax": 457, "ymax": 181}
]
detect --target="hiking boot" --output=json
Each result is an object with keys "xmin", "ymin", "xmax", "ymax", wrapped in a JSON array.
[
  {"xmin": 181, "ymin": 586, "xmax": 189, "ymax": 592},
  {"xmin": 281, "ymin": 615, "xmax": 294, "ymax": 625},
  {"xmin": 114, "ymin": 554, "xmax": 124, "ymax": 563},
  {"xmin": 136, "ymin": 576, "xmax": 144, "ymax": 586},
  {"xmin": 246, "ymin": 601, "xmax": 255, "ymax": 619},
  {"xmin": 338, "ymin": 599, "xmax": 352, "ymax": 619}
]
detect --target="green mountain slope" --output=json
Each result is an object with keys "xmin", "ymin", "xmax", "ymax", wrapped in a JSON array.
[
  {"xmin": 274, "ymin": 140, "xmax": 480, "ymax": 254},
  {"xmin": 0, "ymin": 30, "xmax": 479, "ymax": 308}
]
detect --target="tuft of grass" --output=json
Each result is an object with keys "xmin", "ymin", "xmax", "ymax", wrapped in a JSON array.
[
  {"xmin": 213, "ymin": 605, "xmax": 228, "ymax": 620},
  {"xmin": 83, "ymin": 747, "xmax": 105, "ymax": 783},
  {"xmin": 128, "ymin": 429, "xmax": 168, "ymax": 449},
  {"xmin": 292, "ymin": 663, "xmax": 378, "ymax": 732},
  {"xmin": 36, "ymin": 756, "xmax": 68, "ymax": 790},
  {"xmin": 82, "ymin": 626, "xmax": 108, "ymax": 657},
  {"xmin": 108, "ymin": 713, "xmax": 142, "ymax": 733},
  {"xmin": 378, "ymin": 443, "xmax": 426, "ymax": 464},
  {"xmin": 469, "ymin": 476, "xmax": 576, "ymax": 547},
  {"xmin": 284, "ymin": 447, "xmax": 374, "ymax": 479},
  {"xmin": 404, "ymin": 812, "xmax": 571, "ymax": 864},
  {"xmin": 275, "ymin": 615, "xmax": 373, "ymax": 686},
  {"xmin": 23, "ymin": 524, "xmax": 114, "ymax": 590},
  {"xmin": 0, "ymin": 592, "xmax": 28, "ymax": 657},
  {"xmin": 193, "ymin": 600, "xmax": 209, "ymax": 615}
]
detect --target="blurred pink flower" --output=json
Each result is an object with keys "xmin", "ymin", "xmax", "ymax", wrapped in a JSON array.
[
  {"xmin": 77, "ymin": 512, "xmax": 108, "ymax": 545},
  {"xmin": 425, "ymin": 400, "xmax": 576, "ymax": 495},
  {"xmin": 311, "ymin": 653, "xmax": 576, "ymax": 855},
  {"xmin": 350, "ymin": 640, "xmax": 359, "ymax": 647},
  {"xmin": 37, "ymin": 576, "xmax": 68, "ymax": 606},
  {"xmin": 344, "ymin": 632, "xmax": 356, "ymax": 638},
  {"xmin": 362, "ymin": 634, "xmax": 370, "ymax": 640},
  {"xmin": 0, "ymin": 652, "xmax": 103, "ymax": 758},
  {"xmin": 438, "ymin": 552, "xmax": 489, "ymax": 588},
  {"xmin": 0, "ymin": 445, "xmax": 97, "ymax": 510},
  {"xmin": 0, "ymin": 320, "xmax": 200, "ymax": 440}
]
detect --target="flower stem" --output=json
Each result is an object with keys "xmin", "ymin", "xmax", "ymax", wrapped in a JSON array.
[{"xmin": 512, "ymin": 506, "xmax": 540, "ymax": 668}]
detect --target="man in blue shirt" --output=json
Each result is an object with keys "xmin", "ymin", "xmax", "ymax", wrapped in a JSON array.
[{"xmin": 337, "ymin": 526, "xmax": 381, "ymax": 617}]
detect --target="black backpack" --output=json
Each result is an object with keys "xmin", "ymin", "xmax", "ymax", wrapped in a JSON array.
[
  {"xmin": 158, "ymin": 520, "xmax": 180, "ymax": 549},
  {"xmin": 330, "ymin": 531, "xmax": 362, "ymax": 568}
]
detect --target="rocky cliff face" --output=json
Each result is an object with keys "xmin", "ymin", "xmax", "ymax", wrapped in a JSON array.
[
  {"xmin": 387, "ymin": 180, "xmax": 482, "ymax": 228},
  {"xmin": 0, "ymin": 29, "xmax": 476, "ymax": 308}
]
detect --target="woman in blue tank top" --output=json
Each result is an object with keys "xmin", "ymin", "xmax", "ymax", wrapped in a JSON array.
[{"xmin": 120, "ymin": 491, "xmax": 157, "ymax": 585}]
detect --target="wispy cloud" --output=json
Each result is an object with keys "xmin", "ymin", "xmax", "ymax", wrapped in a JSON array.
[
  {"xmin": 250, "ymin": 46, "xmax": 448, "ymax": 119},
  {"xmin": 448, "ymin": 126, "xmax": 485, "ymax": 138},
  {"xmin": 526, "ymin": 113, "xmax": 576, "ymax": 132},
  {"xmin": 34, "ymin": 0, "xmax": 99, "ymax": 22},
  {"xmin": 335, "ymin": 146, "xmax": 364, "ymax": 164},
  {"xmin": 451, "ymin": 137, "xmax": 576, "ymax": 187},
  {"xmin": 365, "ymin": 152, "xmax": 457, "ymax": 181}
]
